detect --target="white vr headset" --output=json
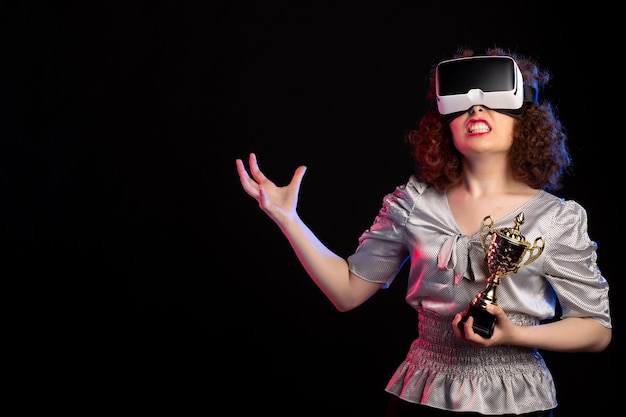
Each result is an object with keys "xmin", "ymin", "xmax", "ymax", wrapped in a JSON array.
[{"xmin": 435, "ymin": 55, "xmax": 537, "ymax": 118}]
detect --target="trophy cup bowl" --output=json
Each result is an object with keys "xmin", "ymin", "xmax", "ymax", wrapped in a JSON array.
[{"xmin": 457, "ymin": 212, "xmax": 544, "ymax": 338}]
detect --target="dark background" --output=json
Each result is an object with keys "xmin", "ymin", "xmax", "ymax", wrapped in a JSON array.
[{"xmin": 4, "ymin": 2, "xmax": 619, "ymax": 415}]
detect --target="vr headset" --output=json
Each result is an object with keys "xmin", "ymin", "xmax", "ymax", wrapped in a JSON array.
[{"xmin": 435, "ymin": 55, "xmax": 537, "ymax": 118}]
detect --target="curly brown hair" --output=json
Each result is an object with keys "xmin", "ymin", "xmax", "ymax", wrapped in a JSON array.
[{"xmin": 406, "ymin": 46, "xmax": 572, "ymax": 192}]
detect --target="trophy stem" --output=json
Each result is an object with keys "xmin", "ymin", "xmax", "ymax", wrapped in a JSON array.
[{"xmin": 472, "ymin": 276, "xmax": 500, "ymax": 308}]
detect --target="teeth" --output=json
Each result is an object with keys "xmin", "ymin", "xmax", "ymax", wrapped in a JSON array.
[{"xmin": 468, "ymin": 122, "xmax": 490, "ymax": 134}]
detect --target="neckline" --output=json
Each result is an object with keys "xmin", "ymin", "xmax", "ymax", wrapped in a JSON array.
[{"xmin": 444, "ymin": 189, "xmax": 544, "ymax": 238}]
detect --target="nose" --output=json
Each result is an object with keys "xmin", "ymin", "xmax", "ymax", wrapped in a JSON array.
[{"xmin": 468, "ymin": 105, "xmax": 484, "ymax": 115}]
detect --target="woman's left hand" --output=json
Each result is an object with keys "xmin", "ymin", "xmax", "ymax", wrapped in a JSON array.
[{"xmin": 452, "ymin": 304, "xmax": 515, "ymax": 347}]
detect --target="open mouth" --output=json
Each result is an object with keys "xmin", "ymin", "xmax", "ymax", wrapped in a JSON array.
[{"xmin": 467, "ymin": 121, "xmax": 491, "ymax": 134}]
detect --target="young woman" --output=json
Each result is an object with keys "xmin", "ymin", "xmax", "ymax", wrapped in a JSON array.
[{"xmin": 235, "ymin": 46, "xmax": 611, "ymax": 416}]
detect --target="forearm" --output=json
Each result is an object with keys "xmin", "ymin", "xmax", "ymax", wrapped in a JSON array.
[
  {"xmin": 278, "ymin": 216, "xmax": 378, "ymax": 311},
  {"xmin": 512, "ymin": 317, "xmax": 612, "ymax": 352}
]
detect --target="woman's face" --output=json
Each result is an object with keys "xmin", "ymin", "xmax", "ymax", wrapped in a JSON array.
[{"xmin": 448, "ymin": 105, "xmax": 516, "ymax": 158}]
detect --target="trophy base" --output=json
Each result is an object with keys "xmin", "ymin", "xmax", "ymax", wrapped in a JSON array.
[{"xmin": 458, "ymin": 303, "xmax": 496, "ymax": 339}]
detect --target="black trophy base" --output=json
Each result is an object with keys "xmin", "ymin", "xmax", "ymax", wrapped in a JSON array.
[{"xmin": 458, "ymin": 303, "xmax": 496, "ymax": 338}]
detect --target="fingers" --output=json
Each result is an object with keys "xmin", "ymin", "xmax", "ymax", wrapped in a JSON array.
[
  {"xmin": 236, "ymin": 153, "xmax": 307, "ymax": 212},
  {"xmin": 289, "ymin": 165, "xmax": 308, "ymax": 190},
  {"xmin": 248, "ymin": 153, "xmax": 269, "ymax": 184},
  {"xmin": 485, "ymin": 303, "xmax": 502, "ymax": 318},
  {"xmin": 451, "ymin": 313, "xmax": 465, "ymax": 338},
  {"xmin": 452, "ymin": 313, "xmax": 486, "ymax": 343},
  {"xmin": 460, "ymin": 316, "xmax": 476, "ymax": 339},
  {"xmin": 453, "ymin": 306, "xmax": 508, "ymax": 346},
  {"xmin": 258, "ymin": 185, "xmax": 270, "ymax": 209},
  {"xmin": 235, "ymin": 154, "xmax": 260, "ymax": 198}
]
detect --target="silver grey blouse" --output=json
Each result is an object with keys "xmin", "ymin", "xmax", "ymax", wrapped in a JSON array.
[{"xmin": 347, "ymin": 176, "xmax": 611, "ymax": 414}]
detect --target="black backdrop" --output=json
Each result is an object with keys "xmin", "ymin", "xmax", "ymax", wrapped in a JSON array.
[{"xmin": 4, "ymin": 2, "xmax": 619, "ymax": 415}]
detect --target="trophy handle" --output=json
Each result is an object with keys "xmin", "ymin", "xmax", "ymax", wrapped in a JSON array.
[
  {"xmin": 520, "ymin": 237, "xmax": 545, "ymax": 268},
  {"xmin": 479, "ymin": 216, "xmax": 494, "ymax": 253}
]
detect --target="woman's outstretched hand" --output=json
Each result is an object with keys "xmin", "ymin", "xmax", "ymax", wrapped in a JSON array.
[{"xmin": 236, "ymin": 153, "xmax": 307, "ymax": 227}]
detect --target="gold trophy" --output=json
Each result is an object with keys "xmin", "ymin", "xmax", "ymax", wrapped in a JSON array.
[{"xmin": 458, "ymin": 212, "xmax": 544, "ymax": 338}]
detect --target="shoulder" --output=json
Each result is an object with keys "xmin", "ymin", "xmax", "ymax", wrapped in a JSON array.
[
  {"xmin": 394, "ymin": 175, "xmax": 435, "ymax": 197},
  {"xmin": 534, "ymin": 191, "xmax": 590, "ymax": 225},
  {"xmin": 532, "ymin": 191, "xmax": 595, "ymax": 248},
  {"xmin": 378, "ymin": 176, "xmax": 440, "ymax": 220},
  {"xmin": 385, "ymin": 176, "xmax": 438, "ymax": 205}
]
